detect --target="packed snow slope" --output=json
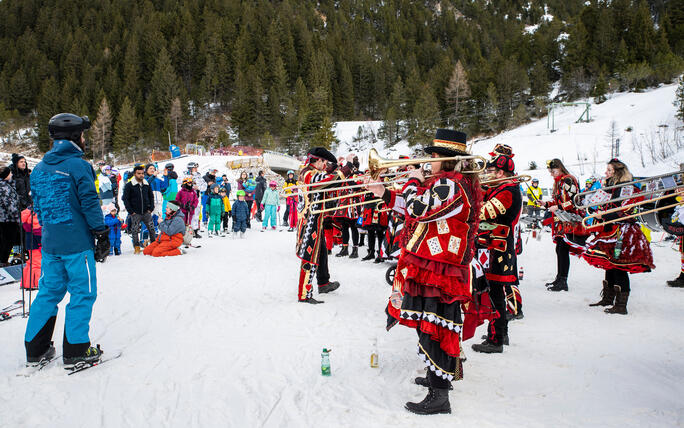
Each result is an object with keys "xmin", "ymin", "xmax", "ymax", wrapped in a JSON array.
[{"xmin": 0, "ymin": 226, "xmax": 683, "ymax": 427}]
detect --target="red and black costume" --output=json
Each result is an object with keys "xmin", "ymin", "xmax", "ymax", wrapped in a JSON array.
[
  {"xmin": 473, "ymin": 166, "xmax": 522, "ymax": 349},
  {"xmin": 295, "ymin": 149, "xmax": 349, "ymax": 302},
  {"xmin": 543, "ymin": 169, "xmax": 589, "ymax": 289},
  {"xmin": 361, "ymin": 195, "xmax": 389, "ymax": 260},
  {"xmin": 383, "ymin": 169, "xmax": 481, "ymax": 386},
  {"xmin": 582, "ymin": 182, "xmax": 654, "ymax": 311},
  {"xmin": 331, "ymin": 175, "xmax": 363, "ymax": 257}
]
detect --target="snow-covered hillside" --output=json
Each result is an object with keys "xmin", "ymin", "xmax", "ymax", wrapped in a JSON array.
[{"xmin": 333, "ymin": 83, "xmax": 683, "ymax": 191}]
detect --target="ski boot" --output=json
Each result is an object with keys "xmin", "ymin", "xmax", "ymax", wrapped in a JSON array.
[
  {"xmin": 114, "ymin": 247, "xmax": 121, "ymax": 256},
  {"xmin": 318, "ymin": 281, "xmax": 340, "ymax": 294},
  {"xmin": 547, "ymin": 276, "xmax": 568, "ymax": 292},
  {"xmin": 193, "ymin": 229, "xmax": 202, "ymax": 239},
  {"xmin": 240, "ymin": 231, "xmax": 245, "ymax": 239},
  {"xmin": 300, "ymin": 297, "xmax": 324, "ymax": 304},
  {"xmin": 63, "ymin": 345, "xmax": 103, "ymax": 370},
  {"xmin": 336, "ymin": 245, "xmax": 349, "ymax": 257},
  {"xmin": 667, "ymin": 273, "xmax": 684, "ymax": 288},
  {"xmin": 26, "ymin": 342, "xmax": 56, "ymax": 367},
  {"xmin": 589, "ymin": 281, "xmax": 616, "ymax": 306},
  {"xmin": 405, "ymin": 388, "xmax": 451, "ymax": 415},
  {"xmin": 349, "ymin": 246, "xmax": 359, "ymax": 259},
  {"xmin": 472, "ymin": 339, "xmax": 504, "ymax": 353},
  {"xmin": 362, "ymin": 251, "xmax": 374, "ymax": 261}
]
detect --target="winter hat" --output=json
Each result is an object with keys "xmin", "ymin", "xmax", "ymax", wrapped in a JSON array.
[
  {"xmin": 182, "ymin": 177, "xmax": 193, "ymax": 186},
  {"xmin": 486, "ymin": 155, "xmax": 515, "ymax": 174},
  {"xmin": 167, "ymin": 201, "xmax": 180, "ymax": 212},
  {"xmin": 104, "ymin": 203, "xmax": 117, "ymax": 213},
  {"xmin": 210, "ymin": 183, "xmax": 219, "ymax": 191},
  {"xmin": 0, "ymin": 166, "xmax": 11, "ymax": 179},
  {"xmin": 236, "ymin": 190, "xmax": 246, "ymax": 197},
  {"xmin": 248, "ymin": 172, "xmax": 254, "ymax": 178},
  {"xmin": 11, "ymin": 153, "xmax": 25, "ymax": 166},
  {"xmin": 269, "ymin": 180, "xmax": 277, "ymax": 188}
]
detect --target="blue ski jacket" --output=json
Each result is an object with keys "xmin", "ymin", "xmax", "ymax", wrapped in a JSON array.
[{"xmin": 30, "ymin": 139, "xmax": 106, "ymax": 255}]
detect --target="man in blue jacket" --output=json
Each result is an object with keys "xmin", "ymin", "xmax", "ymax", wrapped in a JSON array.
[{"xmin": 25, "ymin": 113, "xmax": 110, "ymax": 369}]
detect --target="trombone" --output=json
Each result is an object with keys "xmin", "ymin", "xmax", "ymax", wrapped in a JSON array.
[
  {"xmin": 308, "ymin": 149, "xmax": 486, "ymax": 215},
  {"xmin": 582, "ymin": 192, "xmax": 682, "ymax": 228},
  {"xmin": 481, "ymin": 174, "xmax": 531, "ymax": 187},
  {"xmin": 574, "ymin": 169, "xmax": 684, "ymax": 209}
]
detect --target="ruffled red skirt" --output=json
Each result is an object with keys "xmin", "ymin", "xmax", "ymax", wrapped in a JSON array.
[{"xmin": 582, "ymin": 223, "xmax": 654, "ymax": 273}]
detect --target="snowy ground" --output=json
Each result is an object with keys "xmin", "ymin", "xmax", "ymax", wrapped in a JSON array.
[{"xmin": 0, "ymin": 223, "xmax": 683, "ymax": 427}]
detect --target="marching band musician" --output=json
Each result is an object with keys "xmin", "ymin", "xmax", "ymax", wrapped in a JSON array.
[
  {"xmin": 582, "ymin": 159, "xmax": 655, "ymax": 314},
  {"xmin": 542, "ymin": 158, "xmax": 589, "ymax": 292},
  {"xmin": 368, "ymin": 129, "xmax": 482, "ymax": 415},
  {"xmin": 471, "ymin": 154, "xmax": 522, "ymax": 354},
  {"xmin": 295, "ymin": 148, "xmax": 352, "ymax": 304},
  {"xmin": 333, "ymin": 155, "xmax": 362, "ymax": 259}
]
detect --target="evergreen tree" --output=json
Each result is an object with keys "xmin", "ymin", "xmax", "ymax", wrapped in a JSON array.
[
  {"xmin": 150, "ymin": 48, "xmax": 180, "ymax": 129},
  {"xmin": 407, "ymin": 83, "xmax": 439, "ymax": 147},
  {"xmin": 36, "ymin": 77, "xmax": 60, "ymax": 152},
  {"xmin": 675, "ymin": 79, "xmax": 684, "ymax": 122},
  {"xmin": 113, "ymin": 96, "xmax": 138, "ymax": 153},
  {"xmin": 9, "ymin": 69, "xmax": 33, "ymax": 114}
]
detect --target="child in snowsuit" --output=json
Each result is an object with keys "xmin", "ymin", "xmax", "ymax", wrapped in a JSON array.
[
  {"xmin": 21, "ymin": 207, "xmax": 42, "ymax": 290},
  {"xmin": 175, "ymin": 177, "xmax": 199, "ymax": 228},
  {"xmin": 207, "ymin": 184, "xmax": 224, "ymax": 237},
  {"xmin": 232, "ymin": 190, "xmax": 249, "ymax": 237},
  {"xmin": 103, "ymin": 204, "xmax": 122, "ymax": 255},
  {"xmin": 261, "ymin": 181, "xmax": 280, "ymax": 230},
  {"xmin": 143, "ymin": 201, "xmax": 186, "ymax": 257},
  {"xmin": 220, "ymin": 188, "xmax": 231, "ymax": 233}
]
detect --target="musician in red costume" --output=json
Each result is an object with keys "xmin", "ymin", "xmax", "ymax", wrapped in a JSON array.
[
  {"xmin": 542, "ymin": 158, "xmax": 589, "ymax": 291},
  {"xmin": 296, "ymin": 147, "xmax": 350, "ymax": 304},
  {"xmin": 471, "ymin": 154, "xmax": 522, "ymax": 354},
  {"xmin": 369, "ymin": 129, "xmax": 482, "ymax": 415},
  {"xmin": 583, "ymin": 159, "xmax": 654, "ymax": 314}
]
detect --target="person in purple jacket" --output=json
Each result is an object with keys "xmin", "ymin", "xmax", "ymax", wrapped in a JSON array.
[{"xmin": 175, "ymin": 177, "xmax": 199, "ymax": 229}]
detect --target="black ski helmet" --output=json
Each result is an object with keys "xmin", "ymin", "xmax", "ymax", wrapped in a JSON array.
[{"xmin": 48, "ymin": 113, "xmax": 91, "ymax": 142}]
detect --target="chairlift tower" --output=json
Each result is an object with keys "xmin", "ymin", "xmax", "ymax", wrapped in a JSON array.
[{"xmin": 547, "ymin": 102, "xmax": 591, "ymax": 132}]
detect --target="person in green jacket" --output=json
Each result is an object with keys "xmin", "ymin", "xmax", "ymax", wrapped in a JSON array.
[
  {"xmin": 261, "ymin": 181, "xmax": 280, "ymax": 230},
  {"xmin": 207, "ymin": 184, "xmax": 225, "ymax": 237}
]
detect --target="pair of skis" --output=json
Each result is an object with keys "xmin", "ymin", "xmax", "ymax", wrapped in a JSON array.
[
  {"xmin": 18, "ymin": 347, "xmax": 122, "ymax": 377},
  {"xmin": 1, "ymin": 299, "xmax": 25, "ymax": 322}
]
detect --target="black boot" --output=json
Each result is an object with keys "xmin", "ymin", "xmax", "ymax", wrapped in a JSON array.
[
  {"xmin": 349, "ymin": 246, "xmax": 359, "ymax": 259},
  {"xmin": 605, "ymin": 286, "xmax": 629, "ymax": 315},
  {"xmin": 481, "ymin": 334, "xmax": 509, "ymax": 345},
  {"xmin": 318, "ymin": 281, "xmax": 340, "ymax": 294},
  {"xmin": 63, "ymin": 344, "xmax": 103, "ymax": 369},
  {"xmin": 362, "ymin": 251, "xmax": 374, "ymax": 261},
  {"xmin": 26, "ymin": 342, "xmax": 56, "ymax": 366},
  {"xmin": 471, "ymin": 339, "xmax": 504, "ymax": 353},
  {"xmin": 193, "ymin": 229, "xmax": 202, "ymax": 239},
  {"xmin": 336, "ymin": 246, "xmax": 349, "ymax": 257},
  {"xmin": 589, "ymin": 281, "xmax": 616, "ymax": 306},
  {"xmin": 667, "ymin": 273, "xmax": 684, "ymax": 288},
  {"xmin": 547, "ymin": 276, "xmax": 568, "ymax": 292},
  {"xmin": 373, "ymin": 252, "xmax": 383, "ymax": 263},
  {"xmin": 414, "ymin": 376, "xmax": 453, "ymax": 390},
  {"xmin": 405, "ymin": 388, "xmax": 451, "ymax": 415},
  {"xmin": 299, "ymin": 297, "xmax": 324, "ymax": 304},
  {"xmin": 114, "ymin": 247, "xmax": 121, "ymax": 256},
  {"xmin": 545, "ymin": 276, "xmax": 560, "ymax": 288}
]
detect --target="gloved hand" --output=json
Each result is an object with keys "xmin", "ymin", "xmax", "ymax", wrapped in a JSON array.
[
  {"xmin": 277, "ymin": 206, "xmax": 280, "ymax": 212},
  {"xmin": 93, "ymin": 227, "xmax": 111, "ymax": 262},
  {"xmin": 260, "ymin": 204, "xmax": 264, "ymax": 210}
]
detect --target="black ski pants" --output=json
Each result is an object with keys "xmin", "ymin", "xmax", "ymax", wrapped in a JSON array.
[
  {"xmin": 339, "ymin": 218, "xmax": 359, "ymax": 246},
  {"xmin": 487, "ymin": 282, "xmax": 508, "ymax": 346}
]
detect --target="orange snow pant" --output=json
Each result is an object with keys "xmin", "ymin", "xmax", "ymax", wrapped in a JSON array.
[
  {"xmin": 21, "ymin": 249, "xmax": 42, "ymax": 289},
  {"xmin": 143, "ymin": 233, "xmax": 183, "ymax": 257}
]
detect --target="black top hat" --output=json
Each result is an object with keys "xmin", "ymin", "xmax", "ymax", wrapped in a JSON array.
[
  {"xmin": 307, "ymin": 147, "xmax": 337, "ymax": 164},
  {"xmin": 425, "ymin": 129, "xmax": 469, "ymax": 157},
  {"xmin": 489, "ymin": 143, "xmax": 514, "ymax": 158}
]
